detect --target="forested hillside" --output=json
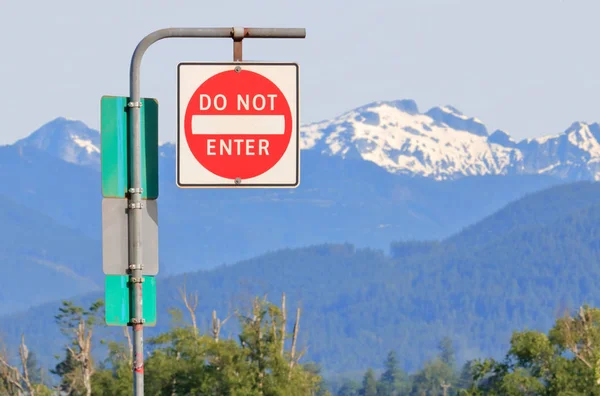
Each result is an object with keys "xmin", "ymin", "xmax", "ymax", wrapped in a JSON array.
[{"xmin": 1, "ymin": 182, "xmax": 600, "ymax": 378}]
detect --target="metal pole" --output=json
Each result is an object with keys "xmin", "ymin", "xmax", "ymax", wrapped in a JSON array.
[{"xmin": 127, "ymin": 26, "xmax": 305, "ymax": 396}]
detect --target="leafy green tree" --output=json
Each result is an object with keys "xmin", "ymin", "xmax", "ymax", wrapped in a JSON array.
[
  {"xmin": 91, "ymin": 333, "xmax": 133, "ymax": 396},
  {"xmin": 361, "ymin": 368, "xmax": 377, "ymax": 396},
  {"xmin": 469, "ymin": 305, "xmax": 600, "ymax": 395},
  {"xmin": 95, "ymin": 294, "xmax": 328, "ymax": 395},
  {"xmin": 411, "ymin": 358, "xmax": 454, "ymax": 396},
  {"xmin": 303, "ymin": 362, "xmax": 331, "ymax": 396}
]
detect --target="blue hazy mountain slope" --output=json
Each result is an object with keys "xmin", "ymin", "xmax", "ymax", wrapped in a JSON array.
[
  {"xmin": 446, "ymin": 181, "xmax": 600, "ymax": 248},
  {"xmin": 156, "ymin": 146, "xmax": 564, "ymax": 271},
  {"xmin": 0, "ymin": 144, "xmax": 101, "ymax": 239},
  {"xmin": 0, "ymin": 118, "xmax": 564, "ymax": 276},
  {"xmin": 0, "ymin": 194, "xmax": 101, "ymax": 315},
  {"xmin": 1, "ymin": 182, "xmax": 599, "ymax": 375}
]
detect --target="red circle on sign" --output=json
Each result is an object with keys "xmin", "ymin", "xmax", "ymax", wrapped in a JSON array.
[{"xmin": 184, "ymin": 69, "xmax": 292, "ymax": 180}]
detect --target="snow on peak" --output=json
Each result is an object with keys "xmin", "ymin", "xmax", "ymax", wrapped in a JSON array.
[
  {"xmin": 14, "ymin": 106, "xmax": 600, "ymax": 183},
  {"xmin": 15, "ymin": 117, "xmax": 100, "ymax": 169},
  {"xmin": 72, "ymin": 136, "xmax": 100, "ymax": 154},
  {"xmin": 301, "ymin": 100, "xmax": 511, "ymax": 180},
  {"xmin": 300, "ymin": 100, "xmax": 600, "ymax": 181}
]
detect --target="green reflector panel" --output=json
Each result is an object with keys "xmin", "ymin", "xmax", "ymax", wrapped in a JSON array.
[
  {"xmin": 105, "ymin": 275, "xmax": 157, "ymax": 327},
  {"xmin": 101, "ymin": 96, "xmax": 159, "ymax": 199}
]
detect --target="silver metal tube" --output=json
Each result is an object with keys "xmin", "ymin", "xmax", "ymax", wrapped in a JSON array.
[
  {"xmin": 244, "ymin": 27, "xmax": 306, "ymax": 38},
  {"xmin": 127, "ymin": 27, "xmax": 305, "ymax": 395}
]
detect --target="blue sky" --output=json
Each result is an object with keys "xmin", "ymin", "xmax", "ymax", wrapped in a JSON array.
[{"xmin": 1, "ymin": 0, "xmax": 599, "ymax": 144}]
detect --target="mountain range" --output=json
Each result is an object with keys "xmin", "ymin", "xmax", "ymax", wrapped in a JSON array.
[
  {"xmin": 1, "ymin": 181, "xmax": 600, "ymax": 377},
  {"xmin": 2, "ymin": 97, "xmax": 600, "ymax": 377},
  {"xmin": 303, "ymin": 100, "xmax": 600, "ymax": 181},
  {"xmin": 14, "ymin": 99, "xmax": 600, "ymax": 182},
  {"xmin": 3, "ymin": 97, "xmax": 599, "ymax": 317}
]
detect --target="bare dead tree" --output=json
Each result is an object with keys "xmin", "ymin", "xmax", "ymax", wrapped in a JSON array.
[
  {"xmin": 290, "ymin": 307, "xmax": 301, "ymax": 366},
  {"xmin": 54, "ymin": 300, "xmax": 103, "ymax": 396},
  {"xmin": 288, "ymin": 307, "xmax": 306, "ymax": 379},
  {"xmin": 0, "ymin": 334, "xmax": 37, "ymax": 396},
  {"xmin": 0, "ymin": 361, "xmax": 23, "ymax": 396},
  {"xmin": 178, "ymin": 279, "xmax": 199, "ymax": 335},
  {"xmin": 280, "ymin": 293, "xmax": 287, "ymax": 356},
  {"xmin": 441, "ymin": 381, "xmax": 451, "ymax": 396},
  {"xmin": 66, "ymin": 318, "xmax": 94, "ymax": 396},
  {"xmin": 254, "ymin": 298, "xmax": 265, "ymax": 394},
  {"xmin": 211, "ymin": 310, "xmax": 233, "ymax": 342},
  {"xmin": 18, "ymin": 335, "xmax": 34, "ymax": 396}
]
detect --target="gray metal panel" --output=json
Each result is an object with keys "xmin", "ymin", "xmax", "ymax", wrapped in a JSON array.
[{"xmin": 102, "ymin": 198, "xmax": 158, "ymax": 275}]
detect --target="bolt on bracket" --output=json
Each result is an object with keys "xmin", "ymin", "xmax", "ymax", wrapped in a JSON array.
[
  {"xmin": 130, "ymin": 277, "xmax": 145, "ymax": 283},
  {"xmin": 128, "ymin": 202, "xmax": 144, "ymax": 209},
  {"xmin": 128, "ymin": 187, "xmax": 144, "ymax": 194}
]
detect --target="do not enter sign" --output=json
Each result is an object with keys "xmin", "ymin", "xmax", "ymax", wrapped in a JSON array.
[{"xmin": 177, "ymin": 62, "xmax": 299, "ymax": 188}]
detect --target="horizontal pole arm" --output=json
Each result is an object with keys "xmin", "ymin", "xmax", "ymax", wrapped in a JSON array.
[
  {"xmin": 130, "ymin": 27, "xmax": 305, "ymax": 100},
  {"xmin": 244, "ymin": 28, "xmax": 307, "ymax": 38}
]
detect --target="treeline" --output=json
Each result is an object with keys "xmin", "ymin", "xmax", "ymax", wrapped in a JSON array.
[
  {"xmin": 332, "ymin": 338, "xmax": 468, "ymax": 396},
  {"xmin": 4, "ymin": 288, "xmax": 600, "ymax": 395},
  {"xmin": 0, "ymin": 289, "xmax": 328, "ymax": 395},
  {"xmin": 334, "ymin": 305, "xmax": 600, "ymax": 395}
]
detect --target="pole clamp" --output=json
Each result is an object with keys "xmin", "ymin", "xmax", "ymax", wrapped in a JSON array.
[
  {"xmin": 128, "ymin": 202, "xmax": 144, "ymax": 209},
  {"xmin": 129, "ymin": 264, "xmax": 144, "ymax": 271},
  {"xmin": 128, "ymin": 187, "xmax": 143, "ymax": 194},
  {"xmin": 232, "ymin": 26, "xmax": 245, "ymax": 41},
  {"xmin": 131, "ymin": 318, "xmax": 146, "ymax": 324},
  {"xmin": 130, "ymin": 277, "xmax": 145, "ymax": 283},
  {"xmin": 127, "ymin": 101, "xmax": 142, "ymax": 108}
]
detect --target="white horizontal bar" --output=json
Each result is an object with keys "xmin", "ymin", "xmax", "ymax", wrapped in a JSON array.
[{"xmin": 192, "ymin": 115, "xmax": 285, "ymax": 135}]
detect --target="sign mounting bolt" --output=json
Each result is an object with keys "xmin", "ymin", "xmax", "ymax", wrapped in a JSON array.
[
  {"xmin": 234, "ymin": 178, "xmax": 242, "ymax": 185},
  {"xmin": 234, "ymin": 66, "xmax": 241, "ymax": 73}
]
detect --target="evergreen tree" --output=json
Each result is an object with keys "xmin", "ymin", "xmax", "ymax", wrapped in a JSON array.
[
  {"xmin": 337, "ymin": 379, "xmax": 361, "ymax": 396},
  {"xmin": 377, "ymin": 350, "xmax": 408, "ymax": 396},
  {"xmin": 438, "ymin": 337, "xmax": 455, "ymax": 368},
  {"xmin": 25, "ymin": 350, "xmax": 43, "ymax": 385},
  {"xmin": 361, "ymin": 368, "xmax": 377, "ymax": 396}
]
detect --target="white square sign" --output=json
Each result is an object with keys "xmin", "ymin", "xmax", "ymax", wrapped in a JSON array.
[{"xmin": 177, "ymin": 62, "xmax": 299, "ymax": 188}]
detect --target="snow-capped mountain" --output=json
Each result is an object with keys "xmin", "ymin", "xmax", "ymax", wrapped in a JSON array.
[
  {"xmin": 15, "ymin": 100, "xmax": 600, "ymax": 182},
  {"xmin": 14, "ymin": 117, "xmax": 100, "ymax": 170},
  {"xmin": 300, "ymin": 100, "xmax": 600, "ymax": 181}
]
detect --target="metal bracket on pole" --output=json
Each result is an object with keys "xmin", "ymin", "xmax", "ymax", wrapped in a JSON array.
[
  {"xmin": 130, "ymin": 277, "xmax": 145, "ymax": 283},
  {"xmin": 233, "ymin": 26, "xmax": 244, "ymax": 61},
  {"xmin": 127, "ymin": 26, "xmax": 305, "ymax": 396}
]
